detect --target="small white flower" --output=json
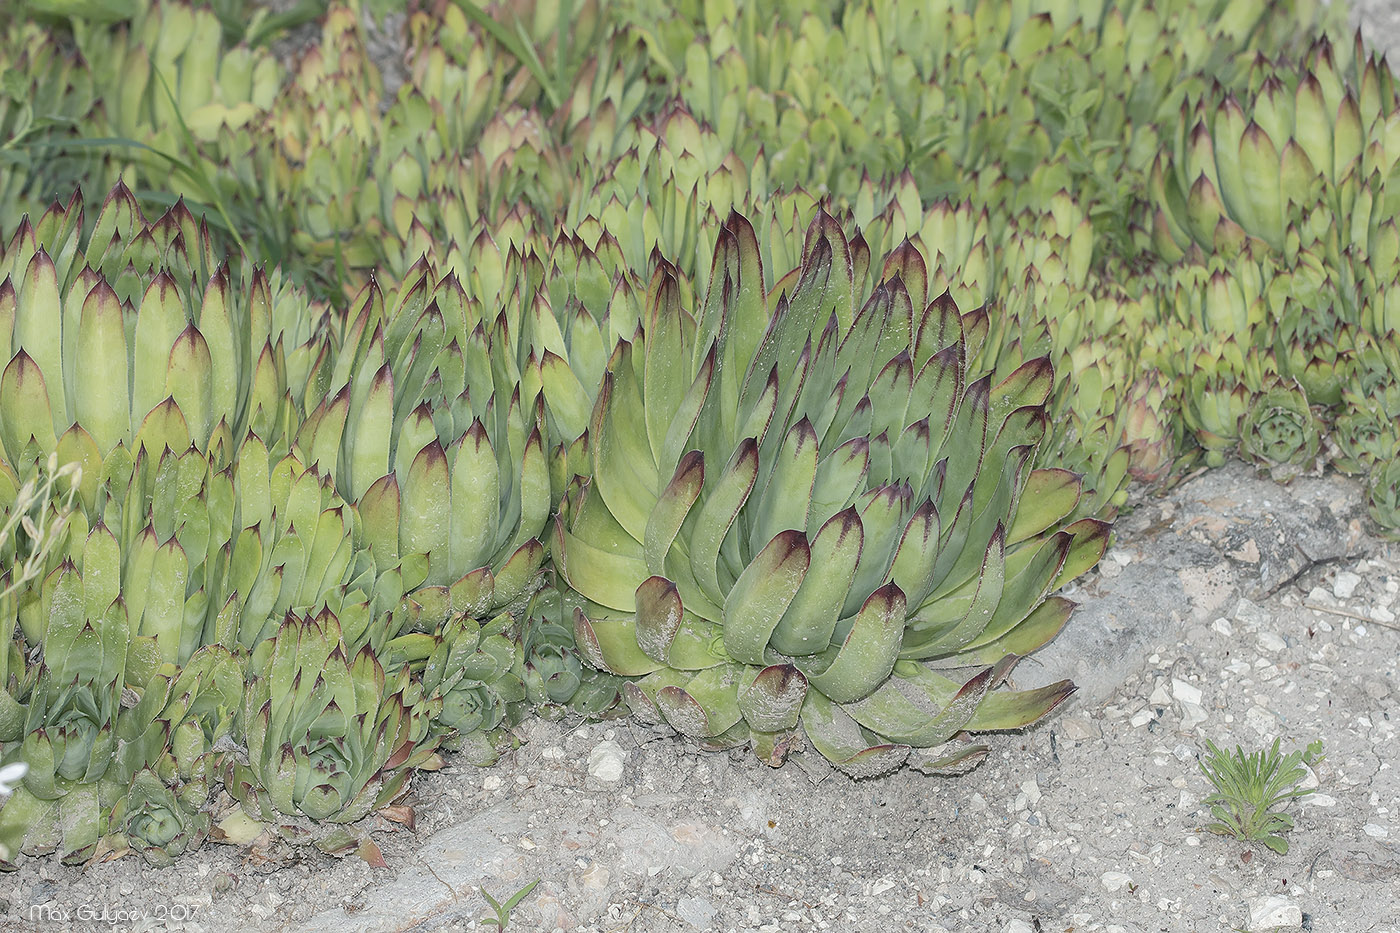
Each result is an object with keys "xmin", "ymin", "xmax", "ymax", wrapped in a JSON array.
[{"xmin": 0, "ymin": 761, "xmax": 27, "ymax": 796}]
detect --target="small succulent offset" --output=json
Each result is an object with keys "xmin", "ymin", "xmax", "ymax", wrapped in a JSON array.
[
  {"xmin": 0, "ymin": 761, "xmax": 27, "ymax": 861},
  {"xmin": 1197, "ymin": 738, "xmax": 1323, "ymax": 854},
  {"xmin": 1238, "ymin": 381, "xmax": 1321, "ymax": 482},
  {"xmin": 1366, "ymin": 455, "xmax": 1400, "ymax": 541}
]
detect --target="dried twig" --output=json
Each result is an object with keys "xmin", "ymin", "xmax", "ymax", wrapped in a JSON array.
[{"xmin": 1302, "ymin": 603, "xmax": 1400, "ymax": 633}]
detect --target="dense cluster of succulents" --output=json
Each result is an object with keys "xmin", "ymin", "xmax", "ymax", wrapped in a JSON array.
[
  {"xmin": 0, "ymin": 191, "xmax": 552, "ymax": 865},
  {"xmin": 0, "ymin": 0, "xmax": 1396, "ymax": 869}
]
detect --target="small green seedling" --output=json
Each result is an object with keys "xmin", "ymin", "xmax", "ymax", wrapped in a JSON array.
[
  {"xmin": 480, "ymin": 878, "xmax": 540, "ymax": 931},
  {"xmin": 1198, "ymin": 738, "xmax": 1324, "ymax": 854}
]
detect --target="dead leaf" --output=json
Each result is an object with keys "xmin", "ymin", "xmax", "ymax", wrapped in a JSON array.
[
  {"xmin": 212, "ymin": 807, "xmax": 266, "ymax": 846},
  {"xmin": 378, "ymin": 804, "xmax": 416, "ymax": 831},
  {"xmin": 88, "ymin": 837, "xmax": 128, "ymax": 864},
  {"xmin": 356, "ymin": 839, "xmax": 387, "ymax": 869}
]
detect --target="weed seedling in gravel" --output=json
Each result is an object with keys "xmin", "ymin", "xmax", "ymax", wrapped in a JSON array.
[
  {"xmin": 480, "ymin": 878, "xmax": 540, "ymax": 931},
  {"xmin": 1197, "ymin": 738, "xmax": 1324, "ymax": 853}
]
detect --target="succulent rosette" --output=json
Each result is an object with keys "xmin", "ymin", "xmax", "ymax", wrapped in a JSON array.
[
  {"xmin": 380, "ymin": 613, "xmax": 525, "ymax": 765},
  {"xmin": 1182, "ymin": 371, "xmax": 1253, "ymax": 468},
  {"xmin": 107, "ymin": 769, "xmax": 210, "ymax": 869},
  {"xmin": 223, "ymin": 609, "xmax": 440, "ymax": 827},
  {"xmin": 1239, "ymin": 380, "xmax": 1322, "ymax": 480},
  {"xmin": 1332, "ymin": 388, "xmax": 1400, "ymax": 476},
  {"xmin": 558, "ymin": 212, "xmax": 1107, "ymax": 777},
  {"xmin": 517, "ymin": 584, "xmax": 624, "ymax": 719},
  {"xmin": 114, "ymin": 646, "xmax": 242, "ymax": 788},
  {"xmin": 299, "ymin": 261, "xmax": 553, "ymax": 622},
  {"xmin": 0, "ymin": 560, "xmax": 128, "ymax": 864},
  {"xmin": 1367, "ymin": 455, "xmax": 1400, "ymax": 539},
  {"xmin": 1122, "ymin": 372, "xmax": 1176, "ymax": 484}
]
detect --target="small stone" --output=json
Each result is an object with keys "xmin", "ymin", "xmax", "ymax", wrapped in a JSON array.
[
  {"xmin": 587, "ymin": 740, "xmax": 627, "ymax": 782},
  {"xmin": 1332, "ymin": 571, "xmax": 1363, "ymax": 600},
  {"xmin": 1249, "ymin": 895, "xmax": 1302, "ymax": 930},
  {"xmin": 1149, "ymin": 682, "xmax": 1173, "ymax": 705},
  {"xmin": 579, "ymin": 862, "xmax": 611, "ymax": 890},
  {"xmin": 1172, "ymin": 743, "xmax": 1196, "ymax": 763},
  {"xmin": 1363, "ymin": 679, "xmax": 1391, "ymax": 700},
  {"xmin": 1245, "ymin": 704, "xmax": 1277, "ymax": 733},
  {"xmin": 1297, "ymin": 764, "xmax": 1319, "ymax": 791},
  {"xmin": 1228, "ymin": 539, "xmax": 1260, "ymax": 563},
  {"xmin": 1234, "ymin": 597, "xmax": 1271, "ymax": 628},
  {"xmin": 1019, "ymin": 779, "xmax": 1041, "ymax": 807},
  {"xmin": 1002, "ymin": 921, "xmax": 1034, "ymax": 933},
  {"xmin": 1306, "ymin": 586, "xmax": 1338, "ymax": 607},
  {"xmin": 1363, "ymin": 823, "xmax": 1390, "ymax": 838},
  {"xmin": 1371, "ymin": 605, "xmax": 1396, "ymax": 624},
  {"xmin": 1100, "ymin": 871, "xmax": 1133, "ymax": 892},
  {"xmin": 1061, "ymin": 717, "xmax": 1101, "ymax": 741},
  {"xmin": 1257, "ymin": 632, "xmax": 1286, "ymax": 652},
  {"xmin": 1212, "ymin": 618, "xmax": 1234, "ymax": 636},
  {"xmin": 1130, "ymin": 709, "xmax": 1156, "ymax": 728},
  {"xmin": 482, "ymin": 775, "xmax": 504, "ymax": 791},
  {"xmin": 1172, "ymin": 679, "xmax": 1202, "ymax": 706},
  {"xmin": 1305, "ymin": 793, "xmax": 1337, "ymax": 807},
  {"xmin": 1179, "ymin": 702, "xmax": 1209, "ymax": 729},
  {"xmin": 677, "ymin": 896, "xmax": 716, "ymax": 929}
]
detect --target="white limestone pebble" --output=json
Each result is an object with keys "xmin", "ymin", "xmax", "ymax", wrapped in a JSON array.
[
  {"xmin": 1100, "ymin": 871, "xmax": 1133, "ymax": 892},
  {"xmin": 1249, "ymin": 895, "xmax": 1302, "ymax": 930},
  {"xmin": 588, "ymin": 740, "xmax": 627, "ymax": 782},
  {"xmin": 1332, "ymin": 571, "xmax": 1362, "ymax": 600}
]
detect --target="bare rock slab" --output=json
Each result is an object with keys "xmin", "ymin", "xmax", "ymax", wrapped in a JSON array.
[
  {"xmin": 1023, "ymin": 462, "xmax": 1375, "ymax": 704},
  {"xmin": 292, "ymin": 804, "xmax": 526, "ymax": 933}
]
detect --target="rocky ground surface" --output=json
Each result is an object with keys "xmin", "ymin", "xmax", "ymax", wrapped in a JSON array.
[{"xmin": 1, "ymin": 461, "xmax": 1397, "ymax": 933}]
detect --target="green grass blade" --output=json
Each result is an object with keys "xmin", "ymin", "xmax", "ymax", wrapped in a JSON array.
[{"xmin": 446, "ymin": 0, "xmax": 561, "ymax": 110}]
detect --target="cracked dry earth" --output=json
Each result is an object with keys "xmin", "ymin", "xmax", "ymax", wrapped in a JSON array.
[{"xmin": 1, "ymin": 465, "xmax": 1398, "ymax": 933}]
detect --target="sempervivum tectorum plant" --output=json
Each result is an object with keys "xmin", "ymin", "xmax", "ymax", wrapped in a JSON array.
[
  {"xmin": 556, "ymin": 211, "xmax": 1108, "ymax": 777},
  {"xmin": 1239, "ymin": 377, "xmax": 1322, "ymax": 481},
  {"xmin": 218, "ymin": 608, "xmax": 442, "ymax": 862},
  {"xmin": 1149, "ymin": 33, "xmax": 1396, "ymax": 261},
  {"xmin": 294, "ymin": 257, "xmax": 553, "ymax": 622}
]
